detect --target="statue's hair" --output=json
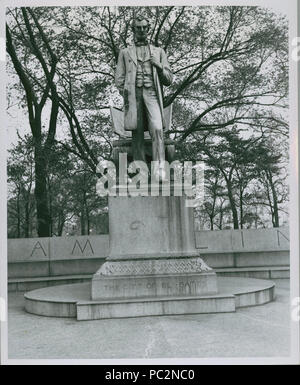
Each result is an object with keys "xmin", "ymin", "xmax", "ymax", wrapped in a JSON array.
[{"xmin": 131, "ymin": 15, "xmax": 150, "ymax": 30}]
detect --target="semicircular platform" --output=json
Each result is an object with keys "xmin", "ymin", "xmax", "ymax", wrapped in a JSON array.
[{"xmin": 24, "ymin": 277, "xmax": 275, "ymax": 321}]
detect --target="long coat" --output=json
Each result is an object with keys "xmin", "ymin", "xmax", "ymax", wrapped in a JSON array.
[{"xmin": 115, "ymin": 44, "xmax": 173, "ymax": 131}]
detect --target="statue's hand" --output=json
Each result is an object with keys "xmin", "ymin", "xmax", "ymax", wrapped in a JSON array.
[{"xmin": 150, "ymin": 55, "xmax": 162, "ymax": 70}]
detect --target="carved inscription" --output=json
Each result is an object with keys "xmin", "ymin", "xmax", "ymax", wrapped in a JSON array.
[
  {"xmin": 196, "ymin": 228, "xmax": 290, "ymax": 251},
  {"xmin": 30, "ymin": 241, "xmax": 47, "ymax": 257},
  {"xmin": 102, "ymin": 280, "xmax": 200, "ymax": 295},
  {"xmin": 71, "ymin": 239, "xmax": 94, "ymax": 255},
  {"xmin": 277, "ymin": 230, "xmax": 289, "ymax": 246},
  {"xmin": 130, "ymin": 220, "xmax": 145, "ymax": 230}
]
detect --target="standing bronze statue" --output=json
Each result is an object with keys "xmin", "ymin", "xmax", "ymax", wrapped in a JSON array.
[{"xmin": 115, "ymin": 16, "xmax": 173, "ymax": 175}]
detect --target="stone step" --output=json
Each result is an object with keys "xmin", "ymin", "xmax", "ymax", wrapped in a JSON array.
[
  {"xmin": 23, "ymin": 277, "xmax": 276, "ymax": 320},
  {"xmin": 215, "ymin": 266, "xmax": 289, "ymax": 279},
  {"xmin": 8, "ymin": 266, "xmax": 289, "ymax": 292},
  {"xmin": 8, "ymin": 274, "xmax": 92, "ymax": 292}
]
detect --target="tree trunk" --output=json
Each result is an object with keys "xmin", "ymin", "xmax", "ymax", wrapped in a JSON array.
[
  {"xmin": 16, "ymin": 189, "xmax": 21, "ymax": 238},
  {"xmin": 219, "ymin": 204, "xmax": 224, "ymax": 230},
  {"xmin": 80, "ymin": 207, "xmax": 86, "ymax": 235},
  {"xmin": 227, "ymin": 182, "xmax": 239, "ymax": 229},
  {"xmin": 34, "ymin": 141, "xmax": 51, "ymax": 237},
  {"xmin": 48, "ymin": 179, "xmax": 53, "ymax": 236},
  {"xmin": 6, "ymin": 18, "xmax": 59, "ymax": 238},
  {"xmin": 85, "ymin": 199, "xmax": 90, "ymax": 234},
  {"xmin": 239, "ymin": 188, "xmax": 243, "ymax": 229},
  {"xmin": 209, "ymin": 193, "xmax": 217, "ymax": 231},
  {"xmin": 219, "ymin": 212, "xmax": 223, "ymax": 229},
  {"xmin": 58, "ymin": 213, "xmax": 65, "ymax": 236},
  {"xmin": 266, "ymin": 171, "xmax": 279, "ymax": 228},
  {"xmin": 24, "ymin": 200, "xmax": 29, "ymax": 238},
  {"xmin": 83, "ymin": 187, "xmax": 90, "ymax": 235},
  {"xmin": 270, "ymin": 180, "xmax": 279, "ymax": 227},
  {"xmin": 209, "ymin": 216, "xmax": 214, "ymax": 230},
  {"xmin": 87, "ymin": 212, "xmax": 90, "ymax": 234}
]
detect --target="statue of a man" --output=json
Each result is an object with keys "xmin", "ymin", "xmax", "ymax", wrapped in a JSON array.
[{"xmin": 115, "ymin": 16, "xmax": 173, "ymax": 173}]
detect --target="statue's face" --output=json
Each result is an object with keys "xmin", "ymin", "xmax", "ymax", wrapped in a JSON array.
[{"xmin": 133, "ymin": 19, "xmax": 149, "ymax": 42}]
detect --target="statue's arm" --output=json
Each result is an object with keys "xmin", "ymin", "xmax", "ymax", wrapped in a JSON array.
[
  {"xmin": 157, "ymin": 48, "xmax": 173, "ymax": 86},
  {"xmin": 115, "ymin": 49, "xmax": 126, "ymax": 94}
]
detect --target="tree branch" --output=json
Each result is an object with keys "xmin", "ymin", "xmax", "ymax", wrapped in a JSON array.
[{"xmin": 6, "ymin": 24, "xmax": 37, "ymax": 133}]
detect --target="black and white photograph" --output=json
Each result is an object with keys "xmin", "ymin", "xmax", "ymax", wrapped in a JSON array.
[{"xmin": 0, "ymin": 0, "xmax": 299, "ymax": 366}]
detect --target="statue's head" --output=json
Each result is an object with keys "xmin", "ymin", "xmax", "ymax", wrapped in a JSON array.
[{"xmin": 131, "ymin": 15, "xmax": 150, "ymax": 42}]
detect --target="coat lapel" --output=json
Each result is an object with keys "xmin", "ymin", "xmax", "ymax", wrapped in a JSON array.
[
  {"xmin": 149, "ymin": 45, "xmax": 158, "ymax": 90},
  {"xmin": 128, "ymin": 46, "xmax": 137, "ymax": 65}
]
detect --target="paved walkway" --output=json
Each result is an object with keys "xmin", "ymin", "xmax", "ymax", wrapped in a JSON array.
[{"xmin": 8, "ymin": 279, "xmax": 290, "ymax": 360}]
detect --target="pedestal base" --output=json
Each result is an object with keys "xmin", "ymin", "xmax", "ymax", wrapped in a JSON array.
[
  {"xmin": 91, "ymin": 256, "xmax": 217, "ymax": 300},
  {"xmin": 77, "ymin": 293, "xmax": 236, "ymax": 320},
  {"xmin": 91, "ymin": 194, "xmax": 218, "ymax": 305}
]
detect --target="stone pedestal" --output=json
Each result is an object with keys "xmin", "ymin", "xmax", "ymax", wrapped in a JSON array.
[
  {"xmin": 92, "ymin": 257, "xmax": 217, "ymax": 300},
  {"xmin": 92, "ymin": 195, "xmax": 217, "ymax": 305},
  {"xmin": 108, "ymin": 195, "xmax": 197, "ymax": 257}
]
